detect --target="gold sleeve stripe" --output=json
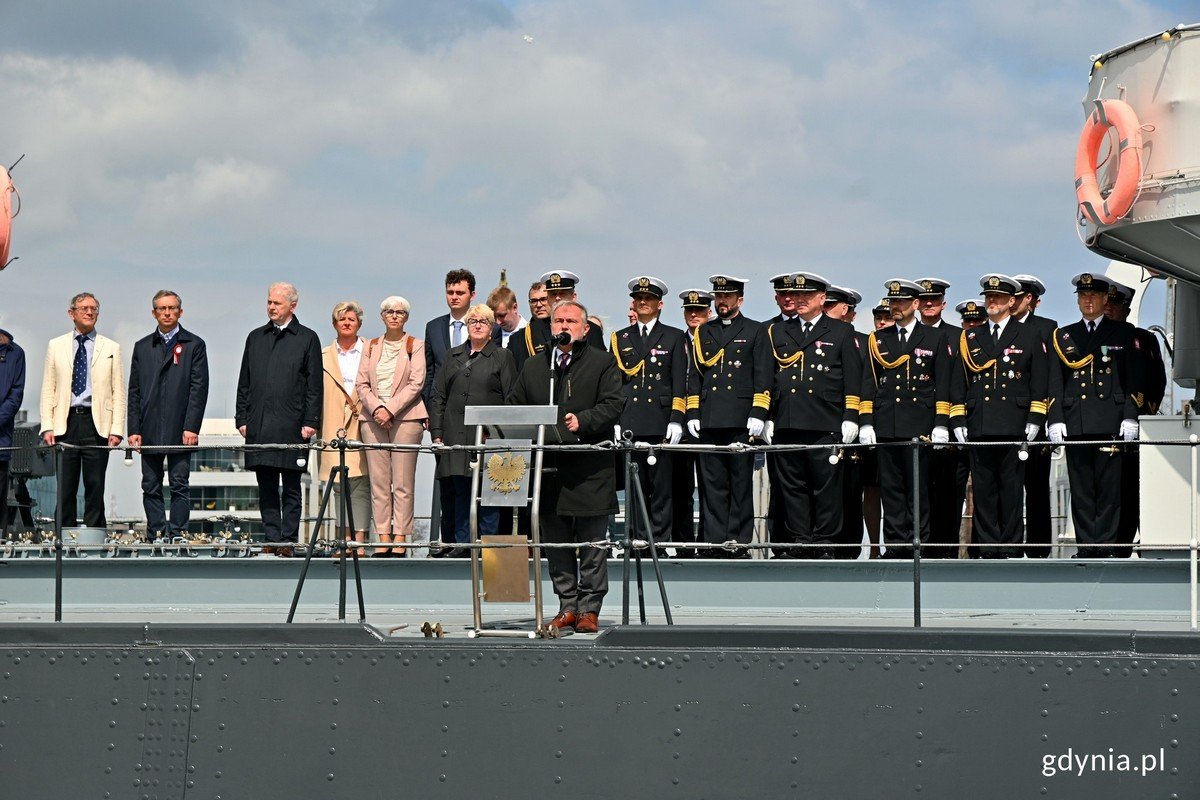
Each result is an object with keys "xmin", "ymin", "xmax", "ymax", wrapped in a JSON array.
[
  {"xmin": 1029, "ymin": 401, "xmax": 1048, "ymax": 414},
  {"xmin": 845, "ymin": 395, "xmax": 861, "ymax": 411},
  {"xmin": 949, "ymin": 404, "xmax": 967, "ymax": 418},
  {"xmin": 752, "ymin": 391, "xmax": 771, "ymax": 410},
  {"xmin": 685, "ymin": 395, "xmax": 700, "ymax": 410},
  {"xmin": 672, "ymin": 397, "xmax": 686, "ymax": 413},
  {"xmin": 935, "ymin": 401, "xmax": 952, "ymax": 415},
  {"xmin": 859, "ymin": 401, "xmax": 874, "ymax": 415}
]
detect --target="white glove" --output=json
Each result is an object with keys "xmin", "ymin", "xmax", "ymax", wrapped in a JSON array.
[
  {"xmin": 763, "ymin": 421, "xmax": 775, "ymax": 444},
  {"xmin": 1047, "ymin": 423, "xmax": 1067, "ymax": 444},
  {"xmin": 1024, "ymin": 423, "xmax": 1039, "ymax": 442},
  {"xmin": 665, "ymin": 422, "xmax": 683, "ymax": 445},
  {"xmin": 954, "ymin": 427, "xmax": 968, "ymax": 444},
  {"xmin": 931, "ymin": 426, "xmax": 949, "ymax": 445},
  {"xmin": 686, "ymin": 419, "xmax": 701, "ymax": 439},
  {"xmin": 613, "ymin": 424, "xmax": 623, "ymax": 442},
  {"xmin": 746, "ymin": 417, "xmax": 765, "ymax": 439},
  {"xmin": 858, "ymin": 425, "xmax": 876, "ymax": 446},
  {"xmin": 841, "ymin": 421, "xmax": 859, "ymax": 445},
  {"xmin": 1120, "ymin": 419, "xmax": 1139, "ymax": 441}
]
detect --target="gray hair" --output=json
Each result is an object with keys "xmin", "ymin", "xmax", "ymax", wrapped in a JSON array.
[
  {"xmin": 268, "ymin": 282, "xmax": 299, "ymax": 303},
  {"xmin": 380, "ymin": 295, "xmax": 410, "ymax": 313},
  {"xmin": 69, "ymin": 292, "xmax": 98, "ymax": 310},
  {"xmin": 331, "ymin": 300, "xmax": 364, "ymax": 324},
  {"xmin": 551, "ymin": 299, "xmax": 588, "ymax": 320},
  {"xmin": 152, "ymin": 289, "xmax": 181, "ymax": 309}
]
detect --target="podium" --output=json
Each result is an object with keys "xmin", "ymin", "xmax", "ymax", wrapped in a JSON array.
[{"xmin": 462, "ymin": 404, "xmax": 559, "ymax": 638}]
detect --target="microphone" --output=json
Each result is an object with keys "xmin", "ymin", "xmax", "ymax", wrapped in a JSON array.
[{"xmin": 550, "ymin": 331, "xmax": 573, "ymax": 347}]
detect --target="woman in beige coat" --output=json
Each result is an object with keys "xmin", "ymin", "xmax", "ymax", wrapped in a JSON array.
[{"xmin": 356, "ymin": 296, "xmax": 428, "ymax": 555}]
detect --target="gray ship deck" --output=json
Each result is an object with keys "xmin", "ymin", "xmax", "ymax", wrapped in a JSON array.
[{"xmin": 1, "ymin": 555, "xmax": 1193, "ymax": 634}]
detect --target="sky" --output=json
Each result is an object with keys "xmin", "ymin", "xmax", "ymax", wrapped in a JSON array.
[{"xmin": 1, "ymin": 0, "xmax": 1193, "ymax": 424}]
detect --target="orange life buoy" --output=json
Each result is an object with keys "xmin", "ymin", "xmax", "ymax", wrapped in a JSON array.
[
  {"xmin": 0, "ymin": 165, "xmax": 12, "ymax": 270},
  {"xmin": 1074, "ymin": 98, "xmax": 1142, "ymax": 227}
]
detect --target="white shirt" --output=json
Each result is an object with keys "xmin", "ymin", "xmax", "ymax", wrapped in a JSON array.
[
  {"xmin": 336, "ymin": 338, "xmax": 364, "ymax": 398},
  {"xmin": 447, "ymin": 314, "xmax": 468, "ymax": 347},
  {"xmin": 636, "ymin": 318, "xmax": 658, "ymax": 337},
  {"xmin": 989, "ymin": 316, "xmax": 1011, "ymax": 339},
  {"xmin": 70, "ymin": 329, "xmax": 96, "ymax": 407},
  {"xmin": 896, "ymin": 319, "xmax": 918, "ymax": 339},
  {"xmin": 499, "ymin": 315, "xmax": 527, "ymax": 348}
]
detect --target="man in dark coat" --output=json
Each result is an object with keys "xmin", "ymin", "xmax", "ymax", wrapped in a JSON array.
[
  {"xmin": 0, "ymin": 327, "xmax": 25, "ymax": 535},
  {"xmin": 127, "ymin": 290, "xmax": 209, "ymax": 540},
  {"xmin": 1105, "ymin": 279, "xmax": 1167, "ymax": 550},
  {"xmin": 766, "ymin": 273, "xmax": 863, "ymax": 559},
  {"xmin": 1012, "ymin": 274, "xmax": 1059, "ymax": 558},
  {"xmin": 1047, "ymin": 272, "xmax": 1146, "ymax": 558},
  {"xmin": 950, "ymin": 274, "xmax": 1050, "ymax": 558},
  {"xmin": 236, "ymin": 282, "xmax": 322, "ymax": 554},
  {"xmin": 612, "ymin": 276, "xmax": 687, "ymax": 549},
  {"xmin": 510, "ymin": 299, "xmax": 623, "ymax": 635},
  {"xmin": 859, "ymin": 279, "xmax": 954, "ymax": 557},
  {"xmin": 685, "ymin": 275, "xmax": 773, "ymax": 556}
]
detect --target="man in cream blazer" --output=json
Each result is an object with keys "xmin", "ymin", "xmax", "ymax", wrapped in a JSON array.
[{"xmin": 40, "ymin": 292, "xmax": 126, "ymax": 528}]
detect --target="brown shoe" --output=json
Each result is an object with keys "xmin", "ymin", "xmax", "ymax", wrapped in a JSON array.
[
  {"xmin": 549, "ymin": 610, "xmax": 578, "ymax": 631},
  {"xmin": 275, "ymin": 546, "xmax": 295, "ymax": 558},
  {"xmin": 574, "ymin": 612, "xmax": 600, "ymax": 634}
]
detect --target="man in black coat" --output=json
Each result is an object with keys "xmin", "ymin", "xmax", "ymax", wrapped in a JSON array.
[
  {"xmin": 824, "ymin": 285, "xmax": 869, "ymax": 559},
  {"xmin": 509, "ymin": 271, "xmax": 605, "ymax": 371},
  {"xmin": 510, "ymin": 299, "xmax": 624, "ymax": 634},
  {"xmin": 859, "ymin": 279, "xmax": 954, "ymax": 556},
  {"xmin": 1106, "ymin": 279, "xmax": 1168, "ymax": 550},
  {"xmin": 1046, "ymin": 273, "xmax": 1146, "ymax": 558},
  {"xmin": 766, "ymin": 274, "xmax": 863, "ymax": 559},
  {"xmin": 1012, "ymin": 274, "xmax": 1059, "ymax": 558},
  {"xmin": 0, "ymin": 327, "xmax": 24, "ymax": 536},
  {"xmin": 950, "ymin": 274, "xmax": 1050, "ymax": 558},
  {"xmin": 612, "ymin": 276, "xmax": 688, "ymax": 548},
  {"xmin": 686, "ymin": 275, "xmax": 773, "ymax": 556},
  {"xmin": 670, "ymin": 289, "xmax": 713, "ymax": 554},
  {"xmin": 236, "ymin": 282, "xmax": 322, "ymax": 554},
  {"xmin": 127, "ymin": 291, "xmax": 209, "ymax": 540},
  {"xmin": 916, "ymin": 278, "xmax": 968, "ymax": 556}
]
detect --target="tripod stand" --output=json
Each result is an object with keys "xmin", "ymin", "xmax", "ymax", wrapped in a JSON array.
[
  {"xmin": 287, "ymin": 433, "xmax": 367, "ymax": 623},
  {"xmin": 620, "ymin": 434, "xmax": 673, "ymax": 626}
]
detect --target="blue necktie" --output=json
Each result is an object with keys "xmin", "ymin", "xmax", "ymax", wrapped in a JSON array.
[
  {"xmin": 451, "ymin": 320, "xmax": 464, "ymax": 347},
  {"xmin": 71, "ymin": 334, "xmax": 87, "ymax": 397}
]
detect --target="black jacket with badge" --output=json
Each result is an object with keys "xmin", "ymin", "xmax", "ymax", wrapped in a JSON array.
[
  {"xmin": 430, "ymin": 340, "xmax": 517, "ymax": 478},
  {"xmin": 685, "ymin": 315, "xmax": 773, "ymax": 427},
  {"xmin": 859, "ymin": 323, "xmax": 953, "ymax": 438},
  {"xmin": 1048, "ymin": 317, "xmax": 1145, "ymax": 435},
  {"xmin": 950, "ymin": 319, "xmax": 1050, "ymax": 437},
  {"xmin": 767, "ymin": 314, "xmax": 862, "ymax": 432},
  {"xmin": 128, "ymin": 326, "xmax": 209, "ymax": 446},
  {"xmin": 612, "ymin": 321, "xmax": 687, "ymax": 436},
  {"xmin": 509, "ymin": 341, "xmax": 624, "ymax": 517},
  {"xmin": 235, "ymin": 318, "xmax": 323, "ymax": 471}
]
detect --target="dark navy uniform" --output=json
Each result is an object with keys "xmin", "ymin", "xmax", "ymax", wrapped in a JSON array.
[
  {"xmin": 1015, "ymin": 306, "xmax": 1059, "ymax": 558},
  {"xmin": 687, "ymin": 284, "xmax": 772, "ymax": 550},
  {"xmin": 859, "ymin": 282, "xmax": 954, "ymax": 554},
  {"xmin": 613, "ymin": 277, "xmax": 688, "ymax": 546},
  {"xmin": 767, "ymin": 299, "xmax": 862, "ymax": 558},
  {"xmin": 950, "ymin": 289, "xmax": 1050, "ymax": 558},
  {"xmin": 923, "ymin": 318, "xmax": 967, "ymax": 556},
  {"xmin": 1049, "ymin": 285, "xmax": 1146, "ymax": 556}
]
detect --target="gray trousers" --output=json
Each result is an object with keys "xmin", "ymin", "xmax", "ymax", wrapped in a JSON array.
[{"xmin": 541, "ymin": 514, "xmax": 609, "ymax": 615}]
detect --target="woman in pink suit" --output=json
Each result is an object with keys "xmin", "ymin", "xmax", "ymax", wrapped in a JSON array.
[{"xmin": 356, "ymin": 296, "xmax": 428, "ymax": 556}]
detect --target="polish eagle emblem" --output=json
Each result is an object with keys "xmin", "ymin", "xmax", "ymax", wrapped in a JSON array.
[{"xmin": 486, "ymin": 452, "xmax": 527, "ymax": 494}]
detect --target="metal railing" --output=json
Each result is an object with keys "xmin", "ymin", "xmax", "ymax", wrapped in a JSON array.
[{"xmin": 2, "ymin": 433, "xmax": 1198, "ymax": 631}]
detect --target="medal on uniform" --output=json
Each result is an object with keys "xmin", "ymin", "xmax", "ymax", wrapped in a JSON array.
[{"xmin": 1101, "ymin": 345, "xmax": 1110, "ymax": 363}]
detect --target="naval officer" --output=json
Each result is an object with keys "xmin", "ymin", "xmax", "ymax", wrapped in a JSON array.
[
  {"xmin": 612, "ymin": 276, "xmax": 688, "ymax": 546},
  {"xmin": 685, "ymin": 275, "xmax": 772, "ymax": 556}
]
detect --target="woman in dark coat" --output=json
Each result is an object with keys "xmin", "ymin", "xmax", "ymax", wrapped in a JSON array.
[
  {"xmin": 430, "ymin": 303, "xmax": 517, "ymax": 546},
  {"xmin": 235, "ymin": 283, "xmax": 323, "ymax": 549}
]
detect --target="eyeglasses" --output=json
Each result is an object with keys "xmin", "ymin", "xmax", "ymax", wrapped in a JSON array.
[
  {"xmin": 465, "ymin": 318, "xmax": 491, "ymax": 326},
  {"xmin": 529, "ymin": 296, "xmax": 550, "ymax": 305},
  {"xmin": 382, "ymin": 309, "xmax": 408, "ymax": 317},
  {"xmin": 72, "ymin": 306, "xmax": 99, "ymax": 314},
  {"xmin": 154, "ymin": 305, "xmax": 180, "ymax": 313}
]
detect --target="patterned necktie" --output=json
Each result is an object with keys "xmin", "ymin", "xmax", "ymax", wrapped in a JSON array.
[
  {"xmin": 71, "ymin": 334, "xmax": 88, "ymax": 397},
  {"xmin": 557, "ymin": 350, "xmax": 570, "ymax": 371},
  {"xmin": 451, "ymin": 320, "xmax": 464, "ymax": 347}
]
